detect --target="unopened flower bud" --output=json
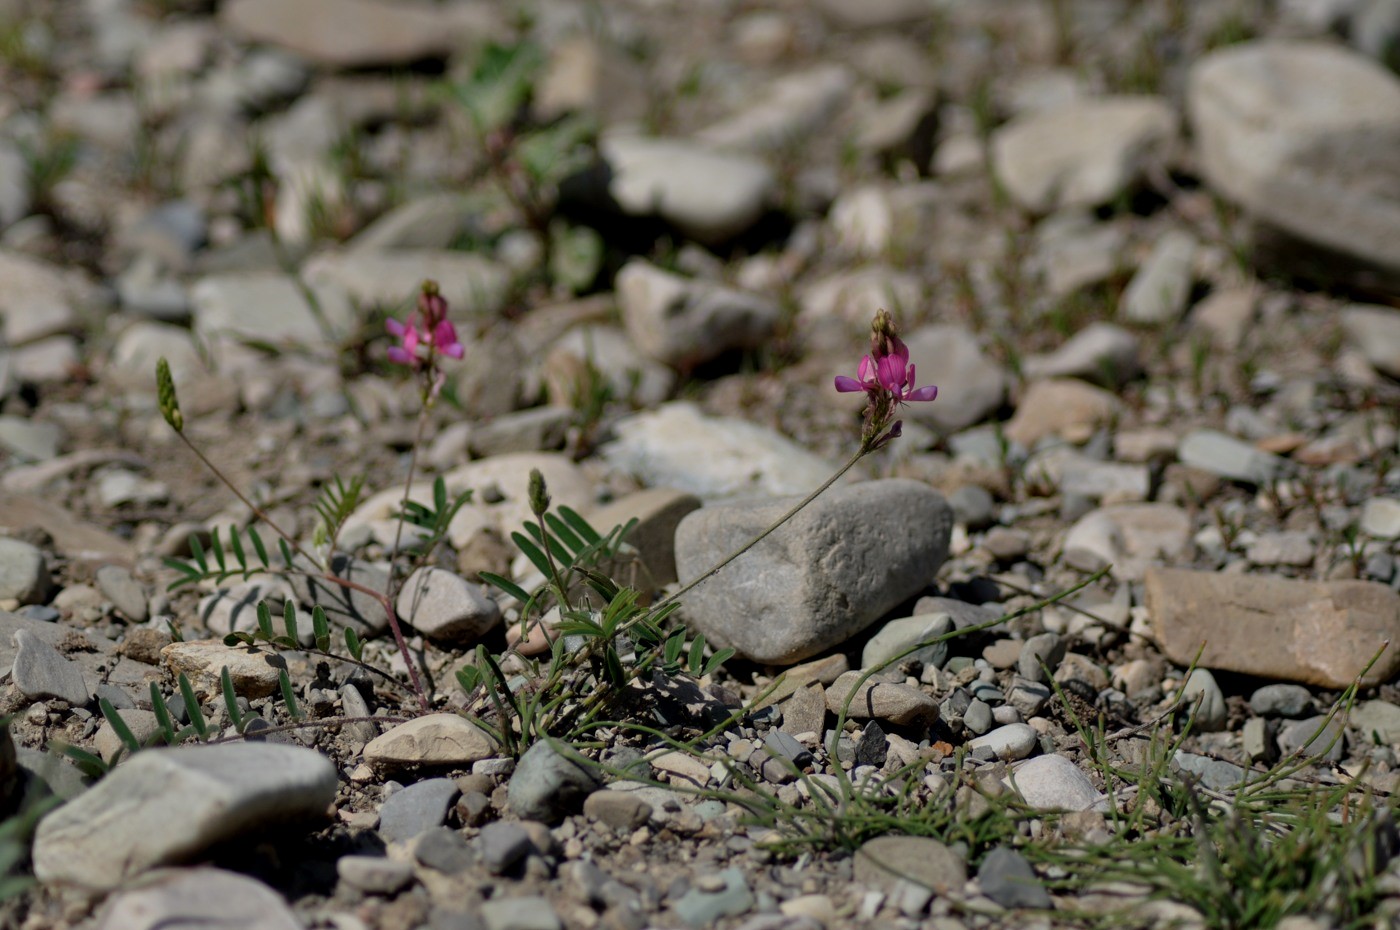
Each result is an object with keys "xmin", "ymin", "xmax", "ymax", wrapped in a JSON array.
[
  {"xmin": 418, "ymin": 279, "xmax": 447, "ymax": 328},
  {"xmin": 528, "ymin": 468, "xmax": 550, "ymax": 517},
  {"xmin": 870, "ymin": 308, "xmax": 898, "ymax": 359},
  {"xmin": 155, "ymin": 357, "xmax": 183, "ymax": 432}
]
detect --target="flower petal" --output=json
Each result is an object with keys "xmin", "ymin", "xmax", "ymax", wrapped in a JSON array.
[
  {"xmin": 386, "ymin": 347, "xmax": 414, "ymax": 366},
  {"xmin": 385, "ymin": 318, "xmax": 406, "ymax": 337},
  {"xmin": 906, "ymin": 385, "xmax": 939, "ymax": 402},
  {"xmin": 834, "ymin": 375, "xmax": 865, "ymax": 393},
  {"xmin": 856, "ymin": 355, "xmax": 876, "ymax": 383}
]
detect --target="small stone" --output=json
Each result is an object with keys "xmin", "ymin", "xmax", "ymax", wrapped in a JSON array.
[
  {"xmin": 1361, "ymin": 498, "xmax": 1400, "ymax": 539},
  {"xmin": 617, "ymin": 261, "xmax": 781, "ymax": 370},
  {"xmin": 33, "ymin": 743, "xmax": 337, "ymax": 889},
  {"xmin": 1119, "ymin": 231, "xmax": 1198, "ymax": 326},
  {"xmin": 95, "ymin": 868, "xmax": 302, "ymax": 930},
  {"xmin": 161, "ymin": 640, "xmax": 286, "ymax": 700},
  {"xmin": 288, "ymin": 553, "xmax": 391, "ymax": 636},
  {"xmin": 94, "ymin": 709, "xmax": 159, "ymax": 762},
  {"xmin": 967, "ymin": 724, "xmax": 1038, "ymax": 762},
  {"xmin": 414, "ymin": 827, "xmax": 476, "ymax": 874},
  {"xmin": 507, "ymin": 741, "xmax": 599, "ymax": 824},
  {"xmin": 676, "ymin": 479, "xmax": 952, "ymax": 664},
  {"xmin": 469, "ymin": 407, "xmax": 573, "ymax": 458},
  {"xmin": 1178, "ymin": 429, "xmax": 1286, "ymax": 485},
  {"xmin": 977, "ymin": 846, "xmax": 1053, "ymax": 909},
  {"xmin": 861, "ymin": 613, "xmax": 954, "ymax": 671},
  {"xmin": 477, "ymin": 821, "xmax": 533, "ymax": 874},
  {"xmin": 379, "ymin": 777, "xmax": 460, "ymax": 844},
  {"xmin": 1180, "ymin": 669, "xmax": 1228, "ymax": 732},
  {"xmin": 1278, "ymin": 715, "xmax": 1346, "ymax": 762},
  {"xmin": 1250, "ymin": 683, "xmax": 1314, "ymax": 718},
  {"xmin": 0, "ymin": 417, "xmax": 63, "ymax": 463},
  {"xmin": 0, "ymin": 538, "xmax": 53, "ymax": 605},
  {"xmin": 337, "ymin": 855, "xmax": 414, "ymax": 895},
  {"xmin": 584, "ymin": 789, "xmax": 652, "ymax": 831},
  {"xmin": 397, "ymin": 567, "xmax": 501, "ymax": 645},
  {"xmin": 898, "ymin": 325, "xmax": 1008, "ymax": 434},
  {"xmin": 672, "ymin": 868, "xmax": 754, "ymax": 927},
  {"xmin": 1018, "ymin": 633, "xmax": 1067, "ymax": 683},
  {"xmin": 364, "ymin": 714, "xmax": 495, "ymax": 770},
  {"xmin": 962, "ymin": 699, "xmax": 993, "ymax": 736},
  {"xmin": 853, "ymin": 836, "xmax": 966, "ymax": 894},
  {"xmin": 480, "ymin": 896, "xmax": 563, "ymax": 930},
  {"xmin": 221, "ymin": 0, "xmax": 459, "ymax": 68},
  {"xmin": 1004, "ymin": 379, "xmax": 1121, "ymax": 447},
  {"xmin": 95, "ymin": 565, "xmax": 148, "ymax": 622},
  {"xmin": 1061, "ymin": 503, "xmax": 1192, "ymax": 581},
  {"xmin": 12, "ymin": 630, "xmax": 91, "ymax": 705},
  {"xmin": 1023, "ymin": 322, "xmax": 1141, "ymax": 387},
  {"xmin": 1247, "ymin": 531, "xmax": 1315, "ymax": 567},
  {"xmin": 991, "ymin": 96, "xmax": 1176, "ymax": 213},
  {"xmin": 1146, "ymin": 568, "xmax": 1400, "ymax": 688},
  {"xmin": 948, "ymin": 485, "xmax": 996, "ymax": 530},
  {"xmin": 1351, "ymin": 700, "xmax": 1400, "ymax": 743},
  {"xmin": 592, "ymin": 136, "xmax": 776, "ymax": 245},
  {"xmin": 583, "ymin": 488, "xmax": 701, "ymax": 589},
  {"xmin": 697, "ymin": 64, "xmax": 853, "ymax": 153},
  {"xmin": 779, "ymin": 684, "xmax": 827, "ymax": 739},
  {"xmin": 826, "ymin": 671, "xmax": 939, "ymax": 726},
  {"xmin": 1174, "ymin": 751, "xmax": 1246, "ymax": 791}
]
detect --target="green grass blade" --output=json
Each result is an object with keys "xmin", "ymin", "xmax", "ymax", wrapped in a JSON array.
[
  {"xmin": 511, "ymin": 531, "xmax": 553, "ymax": 577},
  {"xmin": 178, "ymin": 673, "xmax": 208, "ymax": 739},
  {"xmin": 278, "ymin": 669, "xmax": 302, "ymax": 719},
  {"xmin": 249, "ymin": 526, "xmax": 270, "ymax": 568},
  {"xmin": 99, "ymin": 697, "xmax": 141, "ymax": 756},
  {"xmin": 282, "ymin": 600, "xmax": 299, "ymax": 642},
  {"xmin": 221, "ymin": 666, "xmax": 245, "ymax": 733},
  {"xmin": 150, "ymin": 682, "xmax": 177, "ymax": 744},
  {"xmin": 256, "ymin": 601, "xmax": 274, "ymax": 640},
  {"xmin": 311, "ymin": 605, "xmax": 330, "ymax": 651}
]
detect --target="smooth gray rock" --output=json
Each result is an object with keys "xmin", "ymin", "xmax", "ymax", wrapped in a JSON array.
[
  {"xmin": 1023, "ymin": 322, "xmax": 1141, "ymax": 387},
  {"xmin": 697, "ymin": 64, "xmax": 853, "ymax": 154},
  {"xmin": 861, "ymin": 613, "xmax": 954, "ymax": 671},
  {"xmin": 378, "ymin": 777, "xmax": 459, "ymax": 844},
  {"xmin": 1189, "ymin": 40, "xmax": 1400, "ymax": 292},
  {"xmin": 675, "ymin": 479, "xmax": 952, "ymax": 664},
  {"xmin": 602, "ymin": 402, "xmax": 839, "ymax": 501},
  {"xmin": 337, "ymin": 855, "xmax": 414, "ymax": 895},
  {"xmin": 990, "ymin": 96, "xmax": 1176, "ymax": 213},
  {"xmin": 977, "ymin": 847, "xmax": 1052, "ymax": 909},
  {"xmin": 95, "ymin": 867, "xmax": 304, "ymax": 930},
  {"xmin": 33, "ymin": 743, "xmax": 337, "ymax": 889},
  {"xmin": 507, "ymin": 741, "xmax": 599, "ymax": 824},
  {"xmin": 289, "ymin": 553, "xmax": 390, "ymax": 635},
  {"xmin": 397, "ymin": 567, "xmax": 501, "ymax": 645},
  {"xmin": 0, "ymin": 417, "xmax": 64, "ymax": 463},
  {"xmin": 1181, "ymin": 668, "xmax": 1228, "ymax": 732},
  {"xmin": 1177, "ymin": 429, "xmax": 1286, "ymax": 484},
  {"xmin": 302, "ymin": 249, "xmax": 507, "ymax": 317},
  {"xmin": 0, "ymin": 539, "xmax": 51, "ymax": 605},
  {"xmin": 12, "ymin": 630, "xmax": 90, "ymax": 705},
  {"xmin": 616, "ymin": 261, "xmax": 781, "ymax": 370},
  {"xmin": 480, "ymin": 895, "xmax": 562, "ymax": 930},
  {"xmin": 477, "ymin": 821, "xmax": 533, "ymax": 874},
  {"xmin": 583, "ymin": 789, "xmax": 652, "ymax": 831},
  {"xmin": 967, "ymin": 724, "xmax": 1038, "ymax": 762},
  {"xmin": 1342, "ymin": 304, "xmax": 1400, "ymax": 379},
  {"xmin": 1279, "ymin": 714, "xmax": 1346, "ymax": 762},
  {"xmin": 898, "ymin": 325, "xmax": 1008, "ymax": 434},
  {"xmin": 1250, "ymin": 683, "xmax": 1314, "ymax": 719},
  {"xmin": 1011, "ymin": 754, "xmax": 1100, "ymax": 811},
  {"xmin": 192, "ymin": 271, "xmax": 356, "ymax": 351},
  {"xmin": 1361, "ymin": 496, "xmax": 1400, "ymax": 538},
  {"xmin": 1352, "ymin": 699, "xmax": 1400, "ymax": 743},
  {"xmin": 1017, "ymin": 633, "xmax": 1067, "ymax": 683},
  {"xmin": 95, "ymin": 564, "xmax": 148, "ymax": 622},
  {"xmin": 593, "ymin": 136, "xmax": 775, "ymax": 245},
  {"xmin": 1174, "ymin": 751, "xmax": 1246, "ymax": 791},
  {"xmin": 1119, "ymin": 230, "xmax": 1197, "ymax": 325},
  {"xmin": 673, "ymin": 868, "xmax": 754, "ymax": 927},
  {"xmin": 853, "ymin": 835, "xmax": 966, "ymax": 894}
]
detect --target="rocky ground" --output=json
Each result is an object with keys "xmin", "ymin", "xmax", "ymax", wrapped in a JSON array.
[{"xmin": 3, "ymin": 0, "xmax": 1400, "ymax": 928}]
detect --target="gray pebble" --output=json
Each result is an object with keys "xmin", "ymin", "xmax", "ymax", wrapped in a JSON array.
[
  {"xmin": 508, "ymin": 741, "xmax": 599, "ymax": 824},
  {"xmin": 1249, "ymin": 683, "xmax": 1313, "ymax": 719},
  {"xmin": 95, "ymin": 565, "xmax": 148, "ymax": 623},
  {"xmin": 337, "ymin": 855, "xmax": 414, "ymax": 895},
  {"xmin": 480, "ymin": 895, "xmax": 562, "ymax": 930},
  {"xmin": 672, "ymin": 868, "xmax": 754, "ymax": 927},
  {"xmin": 0, "ymin": 539, "xmax": 53, "ymax": 605},
  {"xmin": 967, "ymin": 724, "xmax": 1038, "ymax": 761},
  {"xmin": 963, "ymin": 699, "xmax": 993, "ymax": 736},
  {"xmin": 1017, "ymin": 632, "xmax": 1066, "ymax": 683},
  {"xmin": 948, "ymin": 485, "xmax": 995, "ymax": 530},
  {"xmin": 1180, "ymin": 668, "xmax": 1227, "ymax": 732},
  {"xmin": 414, "ymin": 827, "xmax": 476, "ymax": 874},
  {"xmin": 1278, "ymin": 714, "xmax": 1345, "ymax": 763},
  {"xmin": 977, "ymin": 846, "xmax": 1053, "ymax": 909},
  {"xmin": 12, "ymin": 629, "xmax": 90, "ymax": 705},
  {"xmin": 583, "ymin": 789, "xmax": 652, "ymax": 832},
  {"xmin": 477, "ymin": 821, "xmax": 533, "ymax": 875},
  {"xmin": 378, "ymin": 778, "xmax": 459, "ymax": 844}
]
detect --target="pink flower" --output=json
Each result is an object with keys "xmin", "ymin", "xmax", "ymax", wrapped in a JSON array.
[
  {"xmin": 834, "ymin": 333, "xmax": 937, "ymax": 404},
  {"xmin": 386, "ymin": 281, "xmax": 464, "ymax": 369}
]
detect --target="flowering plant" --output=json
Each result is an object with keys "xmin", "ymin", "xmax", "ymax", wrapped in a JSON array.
[
  {"xmin": 386, "ymin": 280, "xmax": 464, "ymax": 400},
  {"xmin": 835, "ymin": 309, "xmax": 938, "ymax": 450}
]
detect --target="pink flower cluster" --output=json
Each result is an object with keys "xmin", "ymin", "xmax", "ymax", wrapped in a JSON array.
[
  {"xmin": 834, "ymin": 333, "xmax": 937, "ymax": 404},
  {"xmin": 386, "ymin": 282, "xmax": 464, "ymax": 369}
]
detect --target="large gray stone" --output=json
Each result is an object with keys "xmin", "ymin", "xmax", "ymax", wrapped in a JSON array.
[
  {"xmin": 95, "ymin": 868, "xmax": 304, "ymax": 930},
  {"xmin": 616, "ymin": 261, "xmax": 781, "ymax": 370},
  {"xmin": 675, "ymin": 479, "xmax": 953, "ymax": 664},
  {"xmin": 0, "ymin": 538, "xmax": 52, "ymax": 604},
  {"xmin": 990, "ymin": 96, "xmax": 1176, "ymax": 213},
  {"xmin": 12, "ymin": 629, "xmax": 91, "ymax": 705},
  {"xmin": 594, "ymin": 136, "xmax": 775, "ymax": 245},
  {"xmin": 396, "ymin": 567, "xmax": 501, "ymax": 645},
  {"xmin": 507, "ymin": 740, "xmax": 599, "ymax": 824},
  {"xmin": 1189, "ymin": 40, "xmax": 1400, "ymax": 293},
  {"xmin": 898, "ymin": 325, "xmax": 1007, "ymax": 434},
  {"xmin": 34, "ymin": 743, "xmax": 337, "ymax": 889}
]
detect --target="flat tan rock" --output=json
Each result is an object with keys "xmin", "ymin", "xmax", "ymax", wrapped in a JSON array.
[
  {"xmin": 1144, "ymin": 567, "xmax": 1400, "ymax": 688},
  {"xmin": 363, "ymin": 714, "xmax": 495, "ymax": 769},
  {"xmin": 1004, "ymin": 378, "xmax": 1121, "ymax": 447},
  {"xmin": 825, "ymin": 671, "xmax": 939, "ymax": 726},
  {"xmin": 161, "ymin": 641, "xmax": 287, "ymax": 700}
]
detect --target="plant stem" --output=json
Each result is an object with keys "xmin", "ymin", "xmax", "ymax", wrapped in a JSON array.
[
  {"xmin": 654, "ymin": 444, "xmax": 870, "ymax": 611},
  {"xmin": 175, "ymin": 430, "xmax": 431, "ymax": 713},
  {"xmin": 388, "ymin": 403, "xmax": 430, "ymax": 577}
]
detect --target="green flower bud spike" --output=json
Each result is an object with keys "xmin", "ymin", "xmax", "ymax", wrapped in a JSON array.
[
  {"xmin": 156, "ymin": 357, "xmax": 183, "ymax": 432},
  {"xmin": 528, "ymin": 468, "xmax": 550, "ymax": 517}
]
